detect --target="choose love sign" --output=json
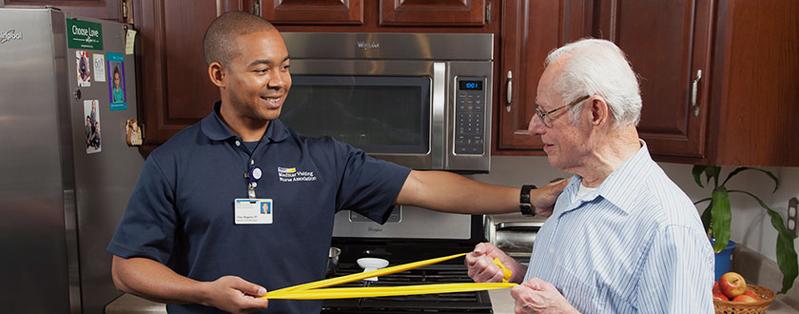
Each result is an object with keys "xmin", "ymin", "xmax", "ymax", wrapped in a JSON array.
[{"xmin": 67, "ymin": 19, "xmax": 103, "ymax": 50}]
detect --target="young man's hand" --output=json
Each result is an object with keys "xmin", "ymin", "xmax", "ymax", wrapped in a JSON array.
[
  {"xmin": 200, "ymin": 275, "xmax": 269, "ymax": 314},
  {"xmin": 530, "ymin": 178, "xmax": 568, "ymax": 217}
]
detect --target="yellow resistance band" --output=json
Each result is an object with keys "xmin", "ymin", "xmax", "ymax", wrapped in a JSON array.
[{"xmin": 265, "ymin": 253, "xmax": 517, "ymax": 300}]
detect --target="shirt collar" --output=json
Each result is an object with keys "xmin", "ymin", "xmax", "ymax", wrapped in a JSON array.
[
  {"xmin": 592, "ymin": 140, "xmax": 655, "ymax": 214},
  {"xmin": 556, "ymin": 140, "xmax": 654, "ymax": 216},
  {"xmin": 200, "ymin": 101, "xmax": 289, "ymax": 143}
]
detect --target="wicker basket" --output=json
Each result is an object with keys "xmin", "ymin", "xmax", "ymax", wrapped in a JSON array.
[{"xmin": 714, "ymin": 285, "xmax": 776, "ymax": 314}]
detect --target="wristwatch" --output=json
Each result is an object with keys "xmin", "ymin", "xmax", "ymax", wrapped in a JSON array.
[{"xmin": 520, "ymin": 184, "xmax": 537, "ymax": 216}]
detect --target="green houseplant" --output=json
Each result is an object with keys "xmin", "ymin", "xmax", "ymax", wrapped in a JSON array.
[{"xmin": 692, "ymin": 165, "xmax": 798, "ymax": 293}]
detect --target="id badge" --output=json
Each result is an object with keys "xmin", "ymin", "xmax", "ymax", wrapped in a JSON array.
[{"xmin": 234, "ymin": 198, "xmax": 273, "ymax": 224}]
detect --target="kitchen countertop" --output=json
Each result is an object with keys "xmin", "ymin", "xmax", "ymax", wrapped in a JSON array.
[
  {"xmin": 487, "ymin": 288, "xmax": 798, "ymax": 314},
  {"xmin": 107, "ymin": 290, "xmax": 797, "ymax": 313},
  {"xmin": 108, "ymin": 243, "xmax": 799, "ymax": 314}
]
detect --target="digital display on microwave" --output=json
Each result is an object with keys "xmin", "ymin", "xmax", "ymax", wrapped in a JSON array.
[{"xmin": 458, "ymin": 80, "xmax": 483, "ymax": 91}]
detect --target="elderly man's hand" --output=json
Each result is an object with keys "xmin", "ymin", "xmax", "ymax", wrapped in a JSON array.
[
  {"xmin": 511, "ymin": 278, "xmax": 579, "ymax": 314},
  {"xmin": 465, "ymin": 243, "xmax": 525, "ymax": 283},
  {"xmin": 530, "ymin": 179, "xmax": 568, "ymax": 217}
]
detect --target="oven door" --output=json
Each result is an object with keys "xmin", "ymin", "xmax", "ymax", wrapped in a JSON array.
[{"xmin": 281, "ymin": 60, "xmax": 445, "ymax": 170}]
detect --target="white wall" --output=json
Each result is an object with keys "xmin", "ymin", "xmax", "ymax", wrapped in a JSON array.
[{"xmin": 471, "ymin": 156, "xmax": 799, "ymax": 264}]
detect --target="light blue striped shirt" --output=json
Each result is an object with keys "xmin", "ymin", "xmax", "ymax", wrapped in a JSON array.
[{"xmin": 525, "ymin": 143, "xmax": 714, "ymax": 313}]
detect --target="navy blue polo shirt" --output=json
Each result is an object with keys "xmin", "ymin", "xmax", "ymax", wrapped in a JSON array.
[{"xmin": 108, "ymin": 103, "xmax": 411, "ymax": 313}]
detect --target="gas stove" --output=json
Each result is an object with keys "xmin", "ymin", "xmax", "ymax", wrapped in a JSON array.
[
  {"xmin": 324, "ymin": 205, "xmax": 491, "ymax": 313},
  {"xmin": 321, "ymin": 261, "xmax": 492, "ymax": 313}
]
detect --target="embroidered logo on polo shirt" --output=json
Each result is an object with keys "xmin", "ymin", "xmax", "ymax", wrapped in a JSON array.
[{"xmin": 277, "ymin": 166, "xmax": 317, "ymax": 182}]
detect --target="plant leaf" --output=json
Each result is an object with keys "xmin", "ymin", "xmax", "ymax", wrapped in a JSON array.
[
  {"xmin": 692, "ymin": 165, "xmax": 707, "ymax": 188},
  {"xmin": 730, "ymin": 189, "xmax": 798, "ymax": 294},
  {"xmin": 722, "ymin": 167, "xmax": 780, "ymax": 192},
  {"xmin": 710, "ymin": 187, "xmax": 731, "ymax": 253},
  {"xmin": 694, "ymin": 197, "xmax": 712, "ymax": 205},
  {"xmin": 700, "ymin": 201, "xmax": 713, "ymax": 232},
  {"xmin": 705, "ymin": 166, "xmax": 721, "ymax": 188}
]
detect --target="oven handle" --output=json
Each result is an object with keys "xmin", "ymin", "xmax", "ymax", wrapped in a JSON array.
[
  {"xmin": 497, "ymin": 221, "xmax": 543, "ymax": 230},
  {"xmin": 505, "ymin": 70, "xmax": 513, "ymax": 112}
]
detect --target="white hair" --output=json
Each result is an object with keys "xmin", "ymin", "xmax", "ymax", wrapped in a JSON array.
[{"xmin": 545, "ymin": 38, "xmax": 642, "ymax": 126}]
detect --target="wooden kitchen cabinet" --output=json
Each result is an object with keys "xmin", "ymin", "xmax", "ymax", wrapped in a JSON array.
[
  {"xmin": 2, "ymin": 0, "xmax": 128, "ymax": 21},
  {"xmin": 133, "ymin": 0, "xmax": 247, "ymax": 152},
  {"xmin": 594, "ymin": 0, "xmax": 713, "ymax": 160},
  {"xmin": 379, "ymin": 0, "xmax": 486, "ymax": 26},
  {"xmin": 700, "ymin": 0, "xmax": 799, "ymax": 166},
  {"xmin": 598, "ymin": 0, "xmax": 799, "ymax": 166},
  {"xmin": 497, "ymin": 0, "xmax": 799, "ymax": 166},
  {"xmin": 495, "ymin": 0, "xmax": 593, "ymax": 152},
  {"xmin": 260, "ymin": 0, "xmax": 491, "ymax": 27},
  {"xmin": 257, "ymin": 0, "xmax": 364, "ymax": 25}
]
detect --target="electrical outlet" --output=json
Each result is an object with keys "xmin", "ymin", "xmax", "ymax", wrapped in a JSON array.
[{"xmin": 788, "ymin": 197, "xmax": 799, "ymax": 236}]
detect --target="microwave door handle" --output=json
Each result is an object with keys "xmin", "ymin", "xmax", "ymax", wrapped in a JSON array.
[
  {"xmin": 431, "ymin": 62, "xmax": 447, "ymax": 169},
  {"xmin": 505, "ymin": 70, "xmax": 512, "ymax": 112}
]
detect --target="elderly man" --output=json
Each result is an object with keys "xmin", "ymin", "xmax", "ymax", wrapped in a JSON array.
[{"xmin": 465, "ymin": 39, "xmax": 714, "ymax": 313}]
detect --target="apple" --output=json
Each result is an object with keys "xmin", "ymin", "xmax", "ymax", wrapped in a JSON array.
[
  {"xmin": 713, "ymin": 291, "xmax": 729, "ymax": 302},
  {"xmin": 732, "ymin": 294, "xmax": 758, "ymax": 304},
  {"xmin": 712, "ymin": 281, "xmax": 722, "ymax": 295},
  {"xmin": 743, "ymin": 288, "xmax": 760, "ymax": 300},
  {"xmin": 719, "ymin": 272, "xmax": 747, "ymax": 298}
]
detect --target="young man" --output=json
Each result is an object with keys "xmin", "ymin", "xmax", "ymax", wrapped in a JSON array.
[{"xmin": 108, "ymin": 12, "xmax": 565, "ymax": 313}]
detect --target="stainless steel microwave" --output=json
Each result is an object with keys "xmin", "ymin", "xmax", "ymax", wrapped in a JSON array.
[{"xmin": 281, "ymin": 32, "xmax": 493, "ymax": 173}]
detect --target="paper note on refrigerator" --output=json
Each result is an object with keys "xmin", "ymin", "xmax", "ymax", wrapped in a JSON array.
[
  {"xmin": 125, "ymin": 29, "xmax": 137, "ymax": 55},
  {"xmin": 93, "ymin": 54, "xmax": 106, "ymax": 82}
]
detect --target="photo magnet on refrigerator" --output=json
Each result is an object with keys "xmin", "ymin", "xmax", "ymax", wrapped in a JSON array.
[
  {"xmin": 125, "ymin": 117, "xmax": 142, "ymax": 146},
  {"xmin": 107, "ymin": 53, "xmax": 127, "ymax": 111},
  {"xmin": 84, "ymin": 100, "xmax": 102, "ymax": 154},
  {"xmin": 76, "ymin": 50, "xmax": 91, "ymax": 87}
]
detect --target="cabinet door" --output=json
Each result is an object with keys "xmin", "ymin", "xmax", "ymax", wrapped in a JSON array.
[
  {"xmin": 259, "ymin": 0, "xmax": 363, "ymax": 25},
  {"xmin": 3, "ymin": 0, "xmax": 123, "ymax": 21},
  {"xmin": 134, "ymin": 0, "xmax": 245, "ymax": 151},
  {"xmin": 497, "ymin": 0, "xmax": 592, "ymax": 152},
  {"xmin": 595, "ymin": 0, "xmax": 713, "ymax": 159},
  {"xmin": 379, "ymin": 0, "xmax": 485, "ymax": 26}
]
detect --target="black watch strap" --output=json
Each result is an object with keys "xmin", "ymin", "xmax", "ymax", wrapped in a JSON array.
[{"xmin": 520, "ymin": 184, "xmax": 537, "ymax": 216}]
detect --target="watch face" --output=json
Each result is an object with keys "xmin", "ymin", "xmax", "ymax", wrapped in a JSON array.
[
  {"xmin": 520, "ymin": 185, "xmax": 535, "ymax": 203},
  {"xmin": 519, "ymin": 204, "xmax": 534, "ymax": 216}
]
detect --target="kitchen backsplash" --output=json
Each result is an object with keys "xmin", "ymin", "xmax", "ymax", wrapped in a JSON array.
[{"xmin": 471, "ymin": 156, "xmax": 799, "ymax": 267}]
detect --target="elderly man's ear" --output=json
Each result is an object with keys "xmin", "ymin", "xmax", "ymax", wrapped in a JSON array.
[{"xmin": 589, "ymin": 97, "xmax": 611, "ymax": 126}]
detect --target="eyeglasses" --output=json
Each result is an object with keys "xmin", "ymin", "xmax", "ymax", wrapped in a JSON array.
[{"xmin": 534, "ymin": 95, "xmax": 591, "ymax": 128}]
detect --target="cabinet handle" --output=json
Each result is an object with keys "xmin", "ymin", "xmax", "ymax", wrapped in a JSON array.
[
  {"xmin": 505, "ymin": 70, "xmax": 513, "ymax": 112},
  {"xmin": 690, "ymin": 69, "xmax": 702, "ymax": 117}
]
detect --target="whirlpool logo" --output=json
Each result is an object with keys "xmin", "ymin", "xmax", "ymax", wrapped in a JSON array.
[
  {"xmin": 0, "ymin": 29, "xmax": 23, "ymax": 45},
  {"xmin": 356, "ymin": 40, "xmax": 380, "ymax": 50}
]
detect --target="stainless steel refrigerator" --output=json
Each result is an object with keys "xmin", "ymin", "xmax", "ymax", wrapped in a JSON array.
[{"xmin": 0, "ymin": 8, "xmax": 143, "ymax": 313}]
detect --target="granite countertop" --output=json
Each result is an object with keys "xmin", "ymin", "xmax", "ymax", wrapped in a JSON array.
[{"xmin": 487, "ymin": 288, "xmax": 797, "ymax": 314}]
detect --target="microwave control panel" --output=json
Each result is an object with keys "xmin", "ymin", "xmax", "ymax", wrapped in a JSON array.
[{"xmin": 455, "ymin": 77, "xmax": 486, "ymax": 155}]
